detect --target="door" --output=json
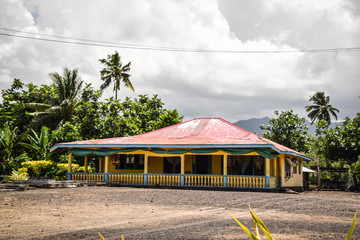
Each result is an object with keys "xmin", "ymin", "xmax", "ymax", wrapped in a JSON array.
[{"xmin": 194, "ymin": 155, "xmax": 211, "ymax": 174}]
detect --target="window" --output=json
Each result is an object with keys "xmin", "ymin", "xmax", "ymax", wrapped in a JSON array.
[
  {"xmin": 164, "ymin": 157, "xmax": 181, "ymax": 173},
  {"xmin": 285, "ymin": 159, "xmax": 291, "ymax": 172},
  {"xmin": 285, "ymin": 157, "xmax": 292, "ymax": 178},
  {"xmin": 227, "ymin": 155, "xmax": 265, "ymax": 176},
  {"xmin": 254, "ymin": 156, "xmax": 265, "ymax": 176},
  {"xmin": 293, "ymin": 164, "xmax": 297, "ymax": 174},
  {"xmin": 112, "ymin": 154, "xmax": 144, "ymax": 170}
]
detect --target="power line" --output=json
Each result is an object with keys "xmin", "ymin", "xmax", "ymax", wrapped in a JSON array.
[{"xmin": 1, "ymin": 27, "xmax": 360, "ymax": 54}]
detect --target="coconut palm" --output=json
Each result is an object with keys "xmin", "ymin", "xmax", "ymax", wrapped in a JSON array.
[
  {"xmin": 305, "ymin": 91, "xmax": 339, "ymax": 127},
  {"xmin": 27, "ymin": 68, "xmax": 84, "ymax": 128},
  {"xmin": 99, "ymin": 51, "xmax": 134, "ymax": 100}
]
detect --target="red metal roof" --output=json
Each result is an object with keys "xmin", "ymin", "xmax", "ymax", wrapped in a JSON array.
[{"xmin": 52, "ymin": 117, "xmax": 311, "ymax": 160}]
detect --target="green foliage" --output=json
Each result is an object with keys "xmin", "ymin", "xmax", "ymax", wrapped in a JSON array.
[
  {"xmin": 61, "ymin": 94, "xmax": 183, "ymax": 141},
  {"xmin": 0, "ymin": 79, "xmax": 55, "ymax": 133},
  {"xmin": 99, "ymin": 51, "xmax": 133, "ymax": 100},
  {"xmin": 51, "ymin": 121, "xmax": 82, "ymax": 144},
  {"xmin": 26, "ymin": 68, "xmax": 84, "ymax": 129},
  {"xmin": 21, "ymin": 126, "xmax": 51, "ymax": 160},
  {"xmin": 231, "ymin": 206, "xmax": 273, "ymax": 240},
  {"xmin": 260, "ymin": 110, "xmax": 309, "ymax": 152},
  {"xmin": 6, "ymin": 170, "xmax": 29, "ymax": 181},
  {"xmin": 78, "ymin": 166, "xmax": 95, "ymax": 172},
  {"xmin": 232, "ymin": 207, "xmax": 357, "ymax": 240},
  {"xmin": 305, "ymin": 91, "xmax": 339, "ymax": 127},
  {"xmin": 0, "ymin": 124, "xmax": 19, "ymax": 174},
  {"xmin": 1, "ymin": 74, "xmax": 182, "ymax": 177},
  {"xmin": 316, "ymin": 113, "xmax": 360, "ymax": 187},
  {"xmin": 346, "ymin": 211, "xmax": 358, "ymax": 240},
  {"xmin": 21, "ymin": 160, "xmax": 54, "ymax": 178}
]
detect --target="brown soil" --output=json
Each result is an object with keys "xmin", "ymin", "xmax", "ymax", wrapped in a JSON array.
[{"xmin": 1, "ymin": 186, "xmax": 359, "ymax": 239}]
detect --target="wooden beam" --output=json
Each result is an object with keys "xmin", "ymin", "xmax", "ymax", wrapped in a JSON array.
[
  {"xmin": 265, "ymin": 158, "xmax": 270, "ymax": 176},
  {"xmin": 104, "ymin": 156, "xmax": 109, "ymax": 173},
  {"xmin": 180, "ymin": 155, "xmax": 185, "ymax": 175},
  {"xmin": 84, "ymin": 156, "xmax": 88, "ymax": 173},
  {"xmin": 144, "ymin": 154, "xmax": 149, "ymax": 174},
  {"xmin": 68, "ymin": 152, "xmax": 72, "ymax": 173},
  {"xmin": 223, "ymin": 154, "xmax": 228, "ymax": 175}
]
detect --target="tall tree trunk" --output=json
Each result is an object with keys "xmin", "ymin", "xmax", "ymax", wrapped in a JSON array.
[
  {"xmin": 317, "ymin": 158, "xmax": 321, "ymax": 190},
  {"xmin": 352, "ymin": 174, "xmax": 358, "ymax": 187},
  {"xmin": 349, "ymin": 163, "xmax": 359, "ymax": 187}
]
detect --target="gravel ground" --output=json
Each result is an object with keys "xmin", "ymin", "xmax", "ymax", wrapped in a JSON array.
[{"xmin": 0, "ymin": 186, "xmax": 359, "ymax": 239}]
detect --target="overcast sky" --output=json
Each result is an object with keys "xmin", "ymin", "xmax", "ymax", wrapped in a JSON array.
[{"xmin": 1, "ymin": 0, "xmax": 359, "ymax": 122}]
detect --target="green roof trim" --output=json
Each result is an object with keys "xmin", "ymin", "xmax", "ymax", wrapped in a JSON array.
[{"xmin": 67, "ymin": 147, "xmax": 279, "ymax": 159}]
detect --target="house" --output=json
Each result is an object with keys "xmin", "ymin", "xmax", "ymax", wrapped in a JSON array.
[{"xmin": 50, "ymin": 117, "xmax": 312, "ymax": 190}]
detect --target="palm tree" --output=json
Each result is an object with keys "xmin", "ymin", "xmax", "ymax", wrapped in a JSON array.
[
  {"xmin": 27, "ymin": 68, "xmax": 84, "ymax": 128},
  {"xmin": 305, "ymin": 91, "xmax": 339, "ymax": 127},
  {"xmin": 99, "ymin": 51, "xmax": 134, "ymax": 100}
]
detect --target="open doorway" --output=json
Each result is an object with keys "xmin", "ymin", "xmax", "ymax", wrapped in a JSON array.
[{"xmin": 194, "ymin": 155, "xmax": 211, "ymax": 174}]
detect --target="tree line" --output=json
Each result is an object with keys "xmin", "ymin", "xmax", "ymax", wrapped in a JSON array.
[
  {"xmin": 261, "ymin": 92, "xmax": 359, "ymax": 189},
  {"xmin": 0, "ymin": 51, "xmax": 358, "ymax": 189},
  {"xmin": 0, "ymin": 51, "xmax": 182, "ymax": 177}
]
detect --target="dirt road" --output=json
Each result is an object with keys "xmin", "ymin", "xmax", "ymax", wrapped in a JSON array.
[{"xmin": 1, "ymin": 186, "xmax": 359, "ymax": 239}]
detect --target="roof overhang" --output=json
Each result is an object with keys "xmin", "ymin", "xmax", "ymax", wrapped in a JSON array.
[{"xmin": 50, "ymin": 143, "xmax": 313, "ymax": 161}]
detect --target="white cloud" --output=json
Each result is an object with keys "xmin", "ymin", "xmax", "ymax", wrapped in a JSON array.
[{"xmin": 0, "ymin": 0, "xmax": 359, "ymax": 122}]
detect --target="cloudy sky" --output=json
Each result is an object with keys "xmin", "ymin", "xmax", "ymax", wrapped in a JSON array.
[{"xmin": 1, "ymin": 0, "xmax": 359, "ymax": 122}]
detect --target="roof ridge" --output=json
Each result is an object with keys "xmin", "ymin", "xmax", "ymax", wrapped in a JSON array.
[
  {"xmin": 134, "ymin": 118, "xmax": 196, "ymax": 137},
  {"xmin": 217, "ymin": 117, "xmax": 262, "ymax": 136}
]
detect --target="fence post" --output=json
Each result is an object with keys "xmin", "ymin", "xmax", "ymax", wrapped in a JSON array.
[
  {"xmin": 144, "ymin": 173, "xmax": 148, "ymax": 185},
  {"xmin": 67, "ymin": 173, "xmax": 71, "ymax": 180},
  {"xmin": 181, "ymin": 174, "xmax": 185, "ymax": 186},
  {"xmin": 265, "ymin": 176, "xmax": 270, "ymax": 188},
  {"xmin": 104, "ymin": 173, "xmax": 108, "ymax": 184},
  {"xmin": 223, "ymin": 176, "xmax": 227, "ymax": 187}
]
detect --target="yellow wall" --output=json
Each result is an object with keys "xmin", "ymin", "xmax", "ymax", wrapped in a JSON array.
[
  {"xmin": 185, "ymin": 155, "xmax": 193, "ymax": 174},
  {"xmin": 107, "ymin": 162, "xmax": 143, "ymax": 173},
  {"xmin": 280, "ymin": 154, "xmax": 303, "ymax": 187},
  {"xmin": 212, "ymin": 155, "xmax": 222, "ymax": 175},
  {"xmin": 93, "ymin": 149, "xmax": 304, "ymax": 188},
  {"xmin": 149, "ymin": 156, "xmax": 163, "ymax": 173},
  {"xmin": 99, "ymin": 157, "xmax": 104, "ymax": 172}
]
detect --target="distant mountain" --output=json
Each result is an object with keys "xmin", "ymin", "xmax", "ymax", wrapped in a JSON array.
[
  {"xmin": 233, "ymin": 117, "xmax": 271, "ymax": 135},
  {"xmin": 233, "ymin": 117, "xmax": 341, "ymax": 136}
]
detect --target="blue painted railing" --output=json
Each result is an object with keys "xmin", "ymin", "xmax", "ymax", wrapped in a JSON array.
[{"xmin": 69, "ymin": 172, "xmax": 277, "ymax": 189}]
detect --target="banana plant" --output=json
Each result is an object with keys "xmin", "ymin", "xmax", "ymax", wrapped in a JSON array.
[
  {"xmin": 21, "ymin": 126, "xmax": 50, "ymax": 160},
  {"xmin": 0, "ymin": 125, "xmax": 18, "ymax": 171}
]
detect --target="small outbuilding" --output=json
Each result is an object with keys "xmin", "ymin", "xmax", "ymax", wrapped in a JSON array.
[{"xmin": 51, "ymin": 117, "xmax": 312, "ymax": 190}]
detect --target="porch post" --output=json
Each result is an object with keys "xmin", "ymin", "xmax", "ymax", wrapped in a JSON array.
[
  {"xmin": 265, "ymin": 158, "xmax": 271, "ymax": 188},
  {"xmin": 84, "ymin": 156, "xmax": 88, "ymax": 173},
  {"xmin": 144, "ymin": 154, "xmax": 149, "ymax": 185},
  {"xmin": 104, "ymin": 156, "xmax": 109, "ymax": 183},
  {"xmin": 278, "ymin": 157, "xmax": 284, "ymax": 188},
  {"xmin": 67, "ymin": 152, "xmax": 72, "ymax": 180},
  {"xmin": 180, "ymin": 154, "xmax": 185, "ymax": 186},
  {"xmin": 265, "ymin": 158, "xmax": 270, "ymax": 176},
  {"xmin": 273, "ymin": 157, "xmax": 277, "ymax": 186},
  {"xmin": 223, "ymin": 154, "xmax": 228, "ymax": 187}
]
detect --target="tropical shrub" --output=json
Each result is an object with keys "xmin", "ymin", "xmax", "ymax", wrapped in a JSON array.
[
  {"xmin": 78, "ymin": 166, "xmax": 95, "ymax": 172},
  {"xmin": 21, "ymin": 160, "xmax": 54, "ymax": 178},
  {"xmin": 57, "ymin": 163, "xmax": 79, "ymax": 172},
  {"xmin": 6, "ymin": 170, "xmax": 29, "ymax": 181}
]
